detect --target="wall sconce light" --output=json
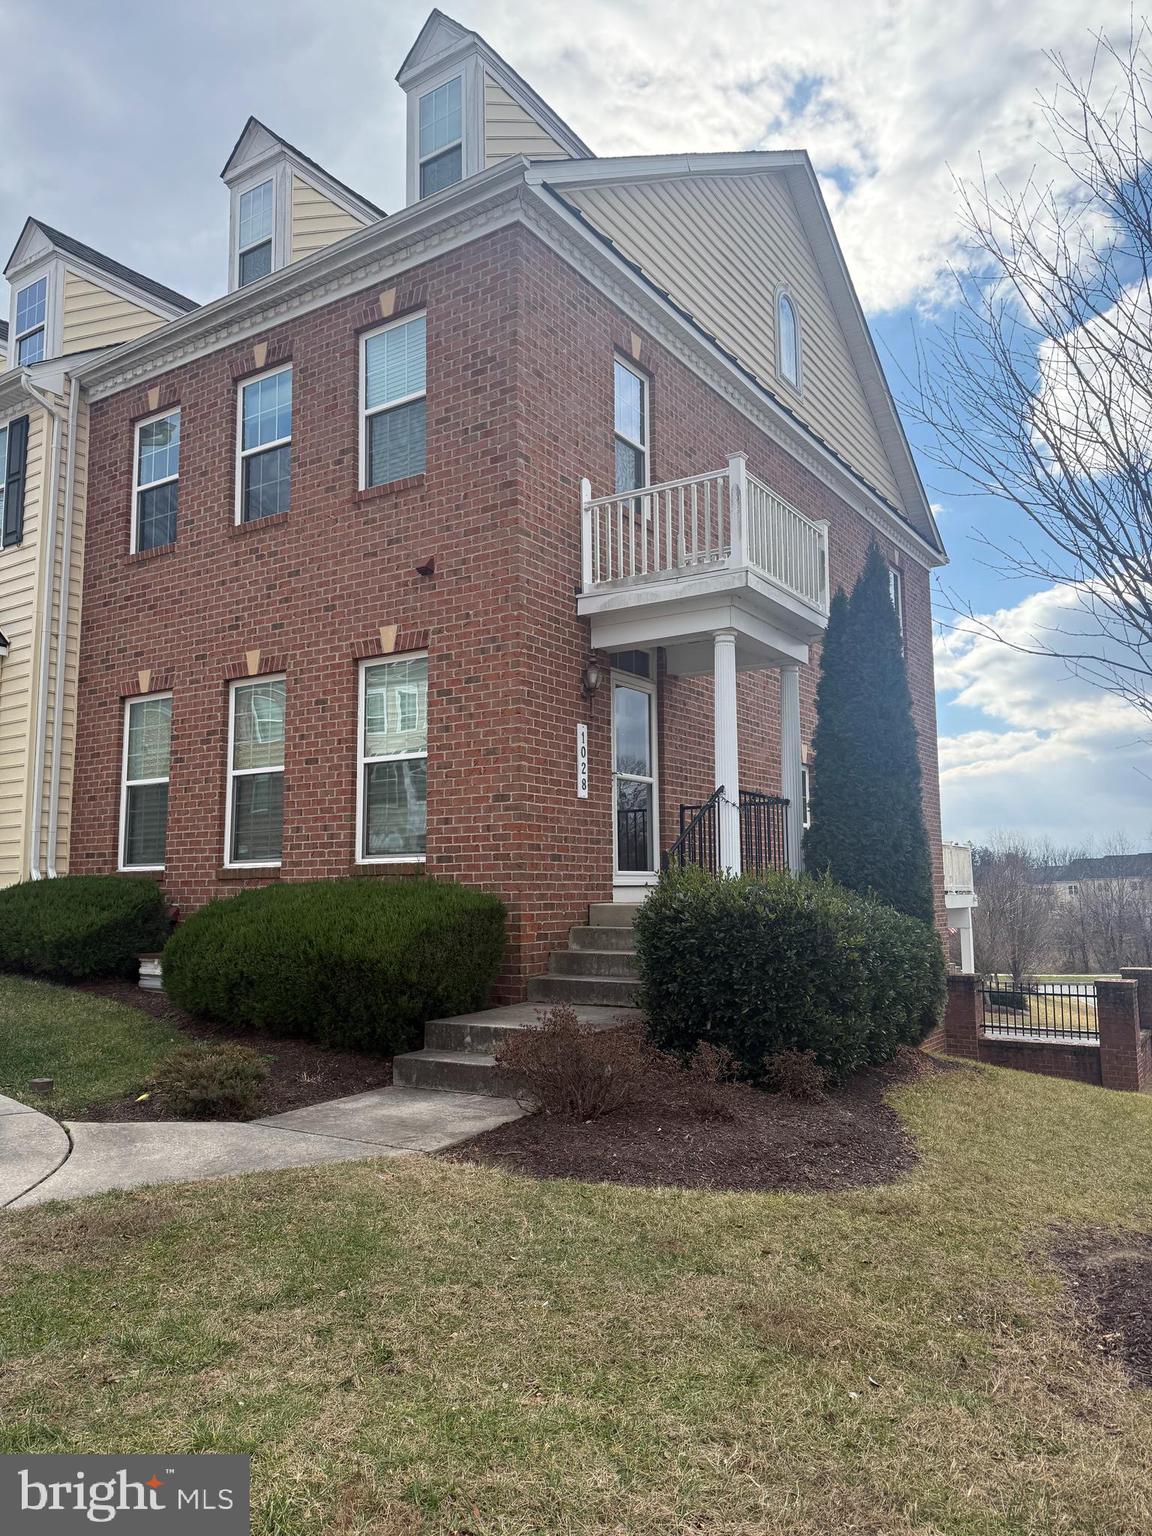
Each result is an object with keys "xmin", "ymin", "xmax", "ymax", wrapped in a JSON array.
[{"xmin": 581, "ymin": 658, "xmax": 602, "ymax": 698}]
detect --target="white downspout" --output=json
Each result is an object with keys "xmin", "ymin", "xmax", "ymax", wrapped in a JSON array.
[
  {"xmin": 23, "ymin": 379, "xmax": 66, "ymax": 881},
  {"xmin": 47, "ymin": 374, "xmax": 81, "ymax": 877}
]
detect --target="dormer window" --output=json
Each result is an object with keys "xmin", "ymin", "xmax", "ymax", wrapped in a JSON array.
[
  {"xmin": 418, "ymin": 77, "xmax": 463, "ymax": 197},
  {"xmin": 14, "ymin": 277, "xmax": 47, "ymax": 364},
  {"xmin": 237, "ymin": 180, "xmax": 274, "ymax": 287}
]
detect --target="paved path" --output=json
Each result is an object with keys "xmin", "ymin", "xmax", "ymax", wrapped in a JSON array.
[{"xmin": 3, "ymin": 1087, "xmax": 523, "ymax": 1211}]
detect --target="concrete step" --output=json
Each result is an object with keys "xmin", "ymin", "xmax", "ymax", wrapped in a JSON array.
[
  {"xmin": 568, "ymin": 925, "xmax": 636, "ymax": 952},
  {"xmin": 549, "ymin": 948, "xmax": 639, "ymax": 979},
  {"xmin": 587, "ymin": 903, "xmax": 639, "ymax": 928},
  {"xmin": 423, "ymin": 1003, "xmax": 630, "ymax": 1056},
  {"xmin": 526, "ymin": 973, "xmax": 641, "ymax": 1008},
  {"xmin": 392, "ymin": 1049, "xmax": 516, "ymax": 1097}
]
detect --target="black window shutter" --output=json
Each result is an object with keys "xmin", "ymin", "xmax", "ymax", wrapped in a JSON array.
[{"xmin": 3, "ymin": 415, "xmax": 29, "ymax": 548}]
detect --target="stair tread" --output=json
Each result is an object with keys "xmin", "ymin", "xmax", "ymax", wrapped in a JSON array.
[{"xmin": 398, "ymin": 1048, "xmax": 496, "ymax": 1064}]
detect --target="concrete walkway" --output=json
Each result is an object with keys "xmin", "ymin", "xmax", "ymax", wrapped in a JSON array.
[{"xmin": 3, "ymin": 1086, "xmax": 523, "ymax": 1211}]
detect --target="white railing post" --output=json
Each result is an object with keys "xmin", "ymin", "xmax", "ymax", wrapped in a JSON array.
[
  {"xmin": 580, "ymin": 477, "xmax": 594, "ymax": 590},
  {"xmin": 727, "ymin": 453, "xmax": 747, "ymax": 570}
]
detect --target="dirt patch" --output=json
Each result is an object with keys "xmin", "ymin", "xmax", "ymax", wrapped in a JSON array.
[
  {"xmin": 447, "ymin": 1048, "xmax": 939, "ymax": 1193},
  {"xmin": 1050, "ymin": 1227, "xmax": 1152, "ymax": 1387},
  {"xmin": 71, "ymin": 980, "xmax": 393, "ymax": 1121}
]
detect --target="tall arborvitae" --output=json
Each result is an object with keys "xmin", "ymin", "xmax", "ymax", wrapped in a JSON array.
[{"xmin": 803, "ymin": 543, "xmax": 935, "ymax": 924}]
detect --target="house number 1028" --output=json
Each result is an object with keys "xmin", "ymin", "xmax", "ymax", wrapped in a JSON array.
[{"xmin": 577, "ymin": 723, "xmax": 589, "ymax": 798}]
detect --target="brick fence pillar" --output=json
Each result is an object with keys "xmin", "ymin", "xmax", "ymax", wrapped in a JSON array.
[
  {"xmin": 1120, "ymin": 968, "xmax": 1152, "ymax": 1028},
  {"xmin": 1097, "ymin": 979, "xmax": 1146, "ymax": 1092},
  {"xmin": 942, "ymin": 973, "xmax": 981, "ymax": 1060}
]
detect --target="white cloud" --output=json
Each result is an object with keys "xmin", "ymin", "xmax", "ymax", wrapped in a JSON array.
[
  {"xmin": 935, "ymin": 584, "xmax": 1152, "ymax": 845},
  {"xmin": 0, "ymin": 0, "xmax": 1132, "ymax": 313}
]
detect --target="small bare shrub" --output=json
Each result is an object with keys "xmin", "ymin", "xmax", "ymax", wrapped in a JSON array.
[
  {"xmin": 496, "ymin": 1005, "xmax": 661, "ymax": 1119},
  {"xmin": 151, "ymin": 1042, "xmax": 269, "ymax": 1118},
  {"xmin": 685, "ymin": 1040, "xmax": 739, "ymax": 1120},
  {"xmin": 765, "ymin": 1048, "xmax": 827, "ymax": 1102}
]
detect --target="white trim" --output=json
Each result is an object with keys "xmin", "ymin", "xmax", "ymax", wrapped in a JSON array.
[
  {"xmin": 774, "ymin": 284, "xmax": 802, "ymax": 397},
  {"xmin": 232, "ymin": 172, "xmax": 280, "ymax": 292},
  {"xmin": 611, "ymin": 659, "xmax": 660, "ymax": 883},
  {"xmin": 355, "ymin": 652, "xmax": 428, "ymax": 865},
  {"xmin": 130, "ymin": 406, "xmax": 180, "ymax": 555},
  {"xmin": 612, "ymin": 354, "xmax": 649, "ymax": 492},
  {"xmin": 224, "ymin": 674, "xmax": 286, "ymax": 869},
  {"xmin": 235, "ymin": 363, "xmax": 292, "ymax": 524},
  {"xmin": 118, "ymin": 691, "xmax": 172, "ymax": 873},
  {"xmin": 13, "ymin": 271, "xmax": 50, "ymax": 365},
  {"xmin": 358, "ymin": 311, "xmax": 427, "ymax": 490}
]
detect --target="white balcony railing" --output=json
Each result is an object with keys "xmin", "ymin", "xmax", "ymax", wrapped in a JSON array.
[
  {"xmin": 580, "ymin": 454, "xmax": 829, "ymax": 614},
  {"xmin": 943, "ymin": 840, "xmax": 975, "ymax": 895}
]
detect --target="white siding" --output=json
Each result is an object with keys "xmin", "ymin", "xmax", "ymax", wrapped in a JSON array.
[
  {"xmin": 61, "ymin": 271, "xmax": 167, "ymax": 354},
  {"xmin": 291, "ymin": 176, "xmax": 366, "ymax": 261},
  {"xmin": 484, "ymin": 73, "xmax": 569, "ymax": 166},
  {"xmin": 561, "ymin": 173, "xmax": 904, "ymax": 509}
]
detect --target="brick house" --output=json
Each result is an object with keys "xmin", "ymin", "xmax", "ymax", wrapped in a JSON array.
[{"xmin": 62, "ymin": 10, "xmax": 948, "ymax": 1000}]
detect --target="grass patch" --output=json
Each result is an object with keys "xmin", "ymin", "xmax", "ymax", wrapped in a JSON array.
[
  {"xmin": 4, "ymin": 1062, "xmax": 1152, "ymax": 1532},
  {"xmin": 0, "ymin": 976, "xmax": 181, "ymax": 1116}
]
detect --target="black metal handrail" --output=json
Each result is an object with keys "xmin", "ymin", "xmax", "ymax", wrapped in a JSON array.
[
  {"xmin": 662, "ymin": 785, "xmax": 724, "ymax": 873},
  {"xmin": 740, "ymin": 789, "xmax": 789, "ymax": 873}
]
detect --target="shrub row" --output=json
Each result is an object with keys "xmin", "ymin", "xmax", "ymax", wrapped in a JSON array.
[
  {"xmin": 0, "ymin": 875, "xmax": 170, "ymax": 980},
  {"xmin": 162, "ymin": 878, "xmax": 507, "ymax": 1055},
  {"xmin": 634, "ymin": 866, "xmax": 945, "ymax": 1084}
]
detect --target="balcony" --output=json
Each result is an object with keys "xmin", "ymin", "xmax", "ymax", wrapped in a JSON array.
[{"xmin": 578, "ymin": 455, "xmax": 830, "ymax": 671}]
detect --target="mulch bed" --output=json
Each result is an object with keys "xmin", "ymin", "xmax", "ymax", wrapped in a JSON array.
[
  {"xmin": 1050, "ymin": 1227, "xmax": 1152, "ymax": 1387},
  {"xmin": 71, "ymin": 980, "xmax": 393, "ymax": 1121},
  {"xmin": 447, "ymin": 1048, "xmax": 941, "ymax": 1193}
]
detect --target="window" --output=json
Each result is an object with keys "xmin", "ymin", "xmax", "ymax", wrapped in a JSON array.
[
  {"xmin": 609, "ymin": 650, "xmax": 651, "ymax": 679},
  {"xmin": 132, "ymin": 409, "xmax": 180, "ymax": 552},
  {"xmin": 15, "ymin": 277, "xmax": 47, "ymax": 365},
  {"xmin": 226, "ymin": 677, "xmax": 285, "ymax": 865},
  {"xmin": 801, "ymin": 764, "xmax": 812, "ymax": 829},
  {"xmin": 120, "ymin": 694, "xmax": 172, "ymax": 870},
  {"xmin": 888, "ymin": 564, "xmax": 905, "ymax": 643},
  {"xmin": 358, "ymin": 654, "xmax": 427, "ymax": 861},
  {"xmin": 777, "ymin": 290, "xmax": 800, "ymax": 389},
  {"xmin": 1, "ymin": 415, "xmax": 29, "ymax": 547},
  {"xmin": 361, "ymin": 314, "xmax": 427, "ymax": 486},
  {"xmin": 237, "ymin": 366, "xmax": 291, "ymax": 523},
  {"xmin": 613, "ymin": 358, "xmax": 648, "ymax": 494},
  {"xmin": 418, "ymin": 77, "xmax": 463, "ymax": 197},
  {"xmin": 237, "ymin": 180, "xmax": 274, "ymax": 287}
]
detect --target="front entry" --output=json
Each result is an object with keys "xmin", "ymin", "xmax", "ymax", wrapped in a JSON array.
[{"xmin": 611, "ymin": 652, "xmax": 659, "ymax": 895}]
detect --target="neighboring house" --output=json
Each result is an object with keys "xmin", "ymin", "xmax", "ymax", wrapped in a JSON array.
[
  {"xmin": 1036, "ymin": 853, "xmax": 1152, "ymax": 903},
  {"xmin": 49, "ymin": 8, "xmax": 948, "ymax": 998},
  {"xmin": 0, "ymin": 223, "xmax": 196, "ymax": 885},
  {"xmin": 943, "ymin": 840, "xmax": 978, "ymax": 971}
]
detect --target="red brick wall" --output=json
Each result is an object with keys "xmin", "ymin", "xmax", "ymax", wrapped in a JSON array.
[{"xmin": 71, "ymin": 221, "xmax": 946, "ymax": 997}]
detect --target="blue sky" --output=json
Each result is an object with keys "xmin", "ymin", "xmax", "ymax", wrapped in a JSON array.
[{"xmin": 3, "ymin": 0, "xmax": 1147, "ymax": 848}]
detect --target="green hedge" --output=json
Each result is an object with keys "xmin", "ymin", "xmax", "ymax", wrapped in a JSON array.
[
  {"xmin": 634, "ymin": 866, "xmax": 945, "ymax": 1084},
  {"xmin": 162, "ymin": 879, "xmax": 507, "ymax": 1055},
  {"xmin": 0, "ymin": 875, "xmax": 171, "ymax": 981}
]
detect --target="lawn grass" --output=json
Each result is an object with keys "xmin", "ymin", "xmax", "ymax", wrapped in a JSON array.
[
  {"xmin": 0, "ymin": 976, "xmax": 181, "ymax": 1115},
  {"xmin": 3, "ymin": 1060, "xmax": 1152, "ymax": 1533}
]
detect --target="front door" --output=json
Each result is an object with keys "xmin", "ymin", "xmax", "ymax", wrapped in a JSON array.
[{"xmin": 612, "ymin": 666, "xmax": 659, "ymax": 888}]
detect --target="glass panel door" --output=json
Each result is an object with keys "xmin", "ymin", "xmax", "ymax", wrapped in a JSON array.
[{"xmin": 613, "ymin": 678, "xmax": 658, "ymax": 877}]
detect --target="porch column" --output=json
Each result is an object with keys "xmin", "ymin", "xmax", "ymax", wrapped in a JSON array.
[
  {"xmin": 713, "ymin": 629, "xmax": 741, "ymax": 874},
  {"xmin": 779, "ymin": 664, "xmax": 804, "ymax": 873},
  {"xmin": 956, "ymin": 904, "xmax": 975, "ymax": 973}
]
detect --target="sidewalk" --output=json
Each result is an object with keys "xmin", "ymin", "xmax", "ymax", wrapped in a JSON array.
[{"xmin": 2, "ymin": 1086, "xmax": 523, "ymax": 1211}]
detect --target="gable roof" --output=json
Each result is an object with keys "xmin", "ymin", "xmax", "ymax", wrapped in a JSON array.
[
  {"xmin": 530, "ymin": 154, "xmax": 942, "ymax": 555},
  {"xmin": 220, "ymin": 117, "xmax": 387, "ymax": 221},
  {"xmin": 5, "ymin": 218, "xmax": 197, "ymax": 313},
  {"xmin": 1037, "ymin": 853, "xmax": 1152, "ymax": 883},
  {"xmin": 399, "ymin": 9, "xmax": 593, "ymax": 160}
]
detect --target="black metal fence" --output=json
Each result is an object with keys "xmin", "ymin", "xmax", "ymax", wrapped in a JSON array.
[
  {"xmin": 739, "ymin": 789, "xmax": 789, "ymax": 874},
  {"xmin": 979, "ymin": 978, "xmax": 1099, "ymax": 1042}
]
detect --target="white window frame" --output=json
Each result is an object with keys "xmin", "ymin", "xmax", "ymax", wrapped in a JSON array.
[
  {"xmin": 800, "ymin": 764, "xmax": 812, "ymax": 829},
  {"xmin": 235, "ymin": 364, "xmax": 292, "ymax": 525},
  {"xmin": 118, "ymin": 691, "xmax": 173, "ymax": 873},
  {"xmin": 358, "ymin": 311, "xmax": 428, "ymax": 490},
  {"xmin": 405, "ymin": 57, "xmax": 484, "ymax": 205},
  {"xmin": 356, "ymin": 653, "xmax": 428, "ymax": 866},
  {"xmin": 130, "ymin": 407, "xmax": 180, "ymax": 555},
  {"xmin": 417, "ymin": 74, "xmax": 464, "ymax": 198},
  {"xmin": 0, "ymin": 422, "xmax": 7, "ymax": 531},
  {"xmin": 775, "ymin": 284, "xmax": 802, "ymax": 394},
  {"xmin": 234, "ymin": 175, "xmax": 276, "ymax": 290},
  {"xmin": 224, "ymin": 675, "xmax": 286, "ymax": 869},
  {"xmin": 888, "ymin": 563, "xmax": 905, "ymax": 646},
  {"xmin": 611, "ymin": 655, "xmax": 660, "ymax": 887},
  {"xmin": 613, "ymin": 355, "xmax": 650, "ymax": 493},
  {"xmin": 14, "ymin": 275, "xmax": 49, "ymax": 366}
]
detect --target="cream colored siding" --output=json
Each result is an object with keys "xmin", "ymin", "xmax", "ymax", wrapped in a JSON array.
[
  {"xmin": 0, "ymin": 406, "xmax": 49, "ymax": 884},
  {"xmin": 562, "ymin": 173, "xmax": 903, "ymax": 508},
  {"xmin": 60, "ymin": 271, "xmax": 166, "ymax": 354},
  {"xmin": 484, "ymin": 73, "xmax": 568, "ymax": 166},
  {"xmin": 290, "ymin": 176, "xmax": 366, "ymax": 261}
]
